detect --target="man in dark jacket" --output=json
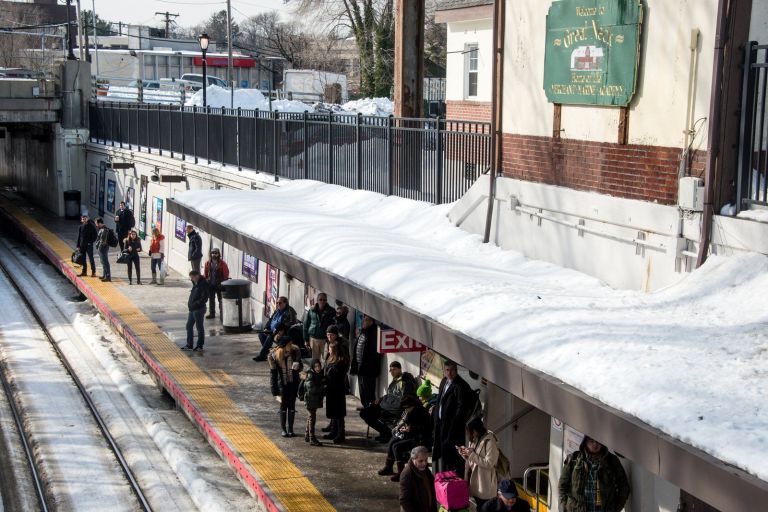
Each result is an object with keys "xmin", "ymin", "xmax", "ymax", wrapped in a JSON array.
[
  {"xmin": 480, "ymin": 480, "xmax": 531, "ymax": 512},
  {"xmin": 253, "ymin": 296, "xmax": 298, "ymax": 361},
  {"xmin": 303, "ymin": 293, "xmax": 336, "ymax": 362},
  {"xmin": 360, "ymin": 361, "xmax": 417, "ymax": 442},
  {"xmin": 76, "ymin": 214, "xmax": 98, "ymax": 277},
  {"xmin": 183, "ymin": 270, "xmax": 210, "ymax": 351},
  {"xmin": 350, "ymin": 314, "xmax": 381, "ymax": 407},
  {"xmin": 185, "ymin": 224, "xmax": 203, "ymax": 273},
  {"xmin": 335, "ymin": 303, "xmax": 351, "ymax": 341},
  {"xmin": 399, "ymin": 446, "xmax": 437, "ymax": 512},
  {"xmin": 432, "ymin": 359, "xmax": 475, "ymax": 475},
  {"xmin": 203, "ymin": 248, "xmax": 230, "ymax": 319},
  {"xmin": 94, "ymin": 217, "xmax": 111, "ymax": 282},
  {"xmin": 558, "ymin": 436, "xmax": 630, "ymax": 512},
  {"xmin": 114, "ymin": 201, "xmax": 135, "ymax": 252}
]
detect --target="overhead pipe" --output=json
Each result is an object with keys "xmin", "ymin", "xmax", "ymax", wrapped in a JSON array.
[
  {"xmin": 696, "ymin": 0, "xmax": 729, "ymax": 267},
  {"xmin": 483, "ymin": 0, "xmax": 505, "ymax": 243}
]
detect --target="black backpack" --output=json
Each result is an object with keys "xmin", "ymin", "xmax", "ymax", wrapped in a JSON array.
[{"xmin": 107, "ymin": 228, "xmax": 118, "ymax": 248}]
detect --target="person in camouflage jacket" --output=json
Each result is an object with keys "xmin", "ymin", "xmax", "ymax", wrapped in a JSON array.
[{"xmin": 558, "ymin": 436, "xmax": 630, "ymax": 512}]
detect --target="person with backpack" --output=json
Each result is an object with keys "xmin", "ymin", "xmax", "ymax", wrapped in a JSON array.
[
  {"xmin": 147, "ymin": 227, "xmax": 165, "ymax": 284},
  {"xmin": 360, "ymin": 361, "xmax": 417, "ymax": 443},
  {"xmin": 76, "ymin": 214, "xmax": 98, "ymax": 277},
  {"xmin": 303, "ymin": 292, "xmax": 336, "ymax": 362},
  {"xmin": 94, "ymin": 217, "xmax": 111, "ymax": 282},
  {"xmin": 114, "ymin": 201, "xmax": 135, "ymax": 252},
  {"xmin": 268, "ymin": 324, "xmax": 302, "ymax": 438},
  {"xmin": 253, "ymin": 296, "xmax": 298, "ymax": 361},
  {"xmin": 459, "ymin": 417, "xmax": 500, "ymax": 509},
  {"xmin": 433, "ymin": 360, "xmax": 476, "ymax": 475},
  {"xmin": 300, "ymin": 358, "xmax": 326, "ymax": 446},
  {"xmin": 479, "ymin": 480, "xmax": 530, "ymax": 512}
]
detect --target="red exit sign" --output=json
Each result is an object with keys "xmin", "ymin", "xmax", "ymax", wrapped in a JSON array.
[{"xmin": 379, "ymin": 329, "xmax": 427, "ymax": 353}]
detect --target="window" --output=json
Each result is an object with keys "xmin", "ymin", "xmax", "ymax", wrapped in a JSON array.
[{"xmin": 466, "ymin": 43, "xmax": 479, "ymax": 98}]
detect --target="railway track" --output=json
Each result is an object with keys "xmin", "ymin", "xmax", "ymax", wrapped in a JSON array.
[{"xmin": 0, "ymin": 237, "xmax": 152, "ymax": 511}]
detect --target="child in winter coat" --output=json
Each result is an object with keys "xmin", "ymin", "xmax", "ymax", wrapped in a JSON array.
[{"xmin": 300, "ymin": 359, "xmax": 326, "ymax": 446}]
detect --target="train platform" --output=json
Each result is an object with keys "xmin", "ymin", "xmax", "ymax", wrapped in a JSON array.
[{"xmin": 0, "ymin": 192, "xmax": 399, "ymax": 512}]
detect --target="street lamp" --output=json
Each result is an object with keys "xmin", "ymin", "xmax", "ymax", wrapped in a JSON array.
[{"xmin": 198, "ymin": 33, "xmax": 210, "ymax": 107}]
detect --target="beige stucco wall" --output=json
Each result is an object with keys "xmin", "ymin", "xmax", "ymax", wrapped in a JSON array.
[
  {"xmin": 445, "ymin": 19, "xmax": 494, "ymax": 103},
  {"xmin": 500, "ymin": 0, "xmax": 718, "ymax": 148}
]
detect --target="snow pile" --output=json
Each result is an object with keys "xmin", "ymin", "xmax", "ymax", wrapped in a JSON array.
[
  {"xmin": 174, "ymin": 181, "xmax": 768, "ymax": 482},
  {"xmin": 738, "ymin": 209, "xmax": 768, "ymax": 223},
  {"xmin": 341, "ymin": 97, "xmax": 394, "ymax": 116},
  {"xmin": 184, "ymin": 86, "xmax": 311, "ymax": 113}
]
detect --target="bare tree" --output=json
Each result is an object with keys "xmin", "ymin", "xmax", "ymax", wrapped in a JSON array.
[
  {"xmin": 240, "ymin": 12, "xmax": 309, "ymax": 66},
  {"xmin": 292, "ymin": 0, "xmax": 394, "ymax": 98},
  {"xmin": 0, "ymin": 3, "xmax": 62, "ymax": 74}
]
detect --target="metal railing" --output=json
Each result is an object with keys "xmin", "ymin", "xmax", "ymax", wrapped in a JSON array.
[
  {"xmin": 737, "ymin": 42, "xmax": 768, "ymax": 212},
  {"xmin": 522, "ymin": 464, "xmax": 549, "ymax": 512},
  {"xmin": 88, "ymin": 102, "xmax": 491, "ymax": 204}
]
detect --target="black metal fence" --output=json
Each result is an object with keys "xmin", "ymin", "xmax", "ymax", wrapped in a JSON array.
[
  {"xmin": 738, "ymin": 42, "xmax": 768, "ymax": 211},
  {"xmin": 88, "ymin": 102, "xmax": 491, "ymax": 205}
]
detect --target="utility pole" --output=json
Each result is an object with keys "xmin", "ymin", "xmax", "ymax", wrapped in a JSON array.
[
  {"xmin": 75, "ymin": 0, "xmax": 85, "ymax": 60},
  {"xmin": 154, "ymin": 11, "xmax": 179, "ymax": 39},
  {"xmin": 65, "ymin": 0, "xmax": 75, "ymax": 60},
  {"xmin": 91, "ymin": 0, "xmax": 99, "ymax": 75},
  {"xmin": 226, "ymin": 0, "xmax": 233, "ymax": 108}
]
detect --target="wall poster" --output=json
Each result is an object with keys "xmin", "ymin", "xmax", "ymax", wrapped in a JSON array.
[
  {"xmin": 152, "ymin": 197, "xmax": 163, "ymax": 234},
  {"xmin": 174, "ymin": 217, "xmax": 187, "ymax": 241},
  {"xmin": 264, "ymin": 264, "xmax": 279, "ymax": 319},
  {"xmin": 89, "ymin": 172, "xmax": 98, "ymax": 205},
  {"xmin": 125, "ymin": 186, "xmax": 135, "ymax": 212},
  {"xmin": 242, "ymin": 253, "xmax": 259, "ymax": 282},
  {"xmin": 98, "ymin": 161, "xmax": 106, "ymax": 216},
  {"xmin": 138, "ymin": 175, "xmax": 148, "ymax": 239},
  {"xmin": 543, "ymin": 0, "xmax": 643, "ymax": 106},
  {"xmin": 106, "ymin": 179, "xmax": 116, "ymax": 213}
]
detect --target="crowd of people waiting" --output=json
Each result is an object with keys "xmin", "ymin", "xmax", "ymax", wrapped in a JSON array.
[{"xmin": 76, "ymin": 216, "xmax": 631, "ymax": 512}]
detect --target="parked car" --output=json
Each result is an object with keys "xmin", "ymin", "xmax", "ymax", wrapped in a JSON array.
[{"xmin": 181, "ymin": 73, "xmax": 229, "ymax": 90}]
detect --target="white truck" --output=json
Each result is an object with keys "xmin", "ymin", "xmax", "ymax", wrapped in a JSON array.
[{"xmin": 282, "ymin": 69, "xmax": 348, "ymax": 104}]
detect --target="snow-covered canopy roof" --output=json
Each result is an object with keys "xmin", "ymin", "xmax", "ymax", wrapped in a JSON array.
[{"xmin": 169, "ymin": 181, "xmax": 768, "ymax": 508}]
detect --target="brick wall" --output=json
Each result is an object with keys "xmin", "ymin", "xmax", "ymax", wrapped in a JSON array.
[
  {"xmin": 501, "ymin": 134, "xmax": 707, "ymax": 204},
  {"xmin": 446, "ymin": 100, "xmax": 492, "ymax": 122}
]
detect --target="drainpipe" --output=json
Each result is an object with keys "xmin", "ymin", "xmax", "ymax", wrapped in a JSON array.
[
  {"xmin": 696, "ymin": 0, "xmax": 728, "ymax": 267},
  {"xmin": 483, "ymin": 0, "xmax": 505, "ymax": 243}
]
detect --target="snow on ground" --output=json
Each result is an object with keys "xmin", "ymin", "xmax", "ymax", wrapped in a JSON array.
[
  {"xmin": 183, "ymin": 87, "xmax": 395, "ymax": 117},
  {"xmin": 184, "ymin": 86, "xmax": 309, "ymax": 112},
  {"xmin": 174, "ymin": 181, "xmax": 768, "ymax": 482}
]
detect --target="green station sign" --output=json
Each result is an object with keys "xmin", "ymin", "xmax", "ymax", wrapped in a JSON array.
[{"xmin": 543, "ymin": 0, "xmax": 643, "ymax": 106}]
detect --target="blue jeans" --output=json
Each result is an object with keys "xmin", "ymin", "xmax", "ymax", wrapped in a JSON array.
[
  {"xmin": 256, "ymin": 332, "xmax": 274, "ymax": 359},
  {"xmin": 186, "ymin": 308, "xmax": 205, "ymax": 348},
  {"xmin": 98, "ymin": 247, "xmax": 111, "ymax": 279},
  {"xmin": 82, "ymin": 243, "xmax": 95, "ymax": 274}
]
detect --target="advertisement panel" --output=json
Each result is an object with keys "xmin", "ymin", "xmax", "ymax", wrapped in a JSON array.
[
  {"xmin": 138, "ymin": 175, "xmax": 148, "ymax": 239},
  {"xmin": 174, "ymin": 217, "xmax": 187, "ymax": 241},
  {"xmin": 242, "ymin": 253, "xmax": 259, "ymax": 282},
  {"xmin": 264, "ymin": 264, "xmax": 279, "ymax": 319}
]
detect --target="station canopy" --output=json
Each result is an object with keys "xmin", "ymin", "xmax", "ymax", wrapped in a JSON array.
[{"xmin": 168, "ymin": 180, "xmax": 768, "ymax": 510}]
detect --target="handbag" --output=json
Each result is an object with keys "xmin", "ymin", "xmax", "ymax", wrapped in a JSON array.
[
  {"xmin": 116, "ymin": 250, "xmax": 131, "ymax": 264},
  {"xmin": 72, "ymin": 249, "xmax": 84, "ymax": 266},
  {"xmin": 434, "ymin": 470, "xmax": 470, "ymax": 510}
]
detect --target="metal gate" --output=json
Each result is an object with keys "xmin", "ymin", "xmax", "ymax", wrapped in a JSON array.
[{"xmin": 737, "ymin": 41, "xmax": 768, "ymax": 212}]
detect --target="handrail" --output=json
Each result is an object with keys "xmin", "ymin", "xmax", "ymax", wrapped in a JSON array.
[
  {"xmin": 493, "ymin": 405, "xmax": 536, "ymax": 434},
  {"xmin": 523, "ymin": 464, "xmax": 549, "ymax": 511}
]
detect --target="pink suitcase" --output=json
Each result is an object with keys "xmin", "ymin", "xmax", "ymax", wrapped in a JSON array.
[{"xmin": 434, "ymin": 470, "xmax": 470, "ymax": 509}]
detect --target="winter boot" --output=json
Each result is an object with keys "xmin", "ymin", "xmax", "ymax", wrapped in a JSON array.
[
  {"xmin": 332, "ymin": 418, "xmax": 345, "ymax": 444},
  {"xmin": 321, "ymin": 422, "xmax": 333, "ymax": 433},
  {"xmin": 322, "ymin": 419, "xmax": 337, "ymax": 439},
  {"xmin": 150, "ymin": 272, "xmax": 157, "ymax": 284},
  {"xmin": 286, "ymin": 410, "xmax": 296, "ymax": 437},
  {"xmin": 378, "ymin": 458, "xmax": 395, "ymax": 476},
  {"xmin": 391, "ymin": 461, "xmax": 405, "ymax": 482},
  {"xmin": 305, "ymin": 418, "xmax": 310, "ymax": 442},
  {"xmin": 280, "ymin": 411, "xmax": 288, "ymax": 437}
]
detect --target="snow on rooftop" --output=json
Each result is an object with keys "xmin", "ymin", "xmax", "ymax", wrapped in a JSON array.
[{"xmin": 174, "ymin": 180, "xmax": 768, "ymax": 482}]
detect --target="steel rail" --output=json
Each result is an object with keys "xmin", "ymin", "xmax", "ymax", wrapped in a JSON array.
[{"xmin": 0, "ymin": 239, "xmax": 153, "ymax": 512}]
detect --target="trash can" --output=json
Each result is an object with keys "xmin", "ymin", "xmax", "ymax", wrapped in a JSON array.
[
  {"xmin": 64, "ymin": 190, "xmax": 81, "ymax": 219},
  {"xmin": 221, "ymin": 279, "xmax": 252, "ymax": 333}
]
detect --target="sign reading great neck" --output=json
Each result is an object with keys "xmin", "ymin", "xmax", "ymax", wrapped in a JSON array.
[{"xmin": 543, "ymin": 0, "xmax": 643, "ymax": 107}]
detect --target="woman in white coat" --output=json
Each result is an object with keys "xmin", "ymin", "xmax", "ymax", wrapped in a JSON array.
[{"xmin": 458, "ymin": 417, "xmax": 500, "ymax": 510}]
